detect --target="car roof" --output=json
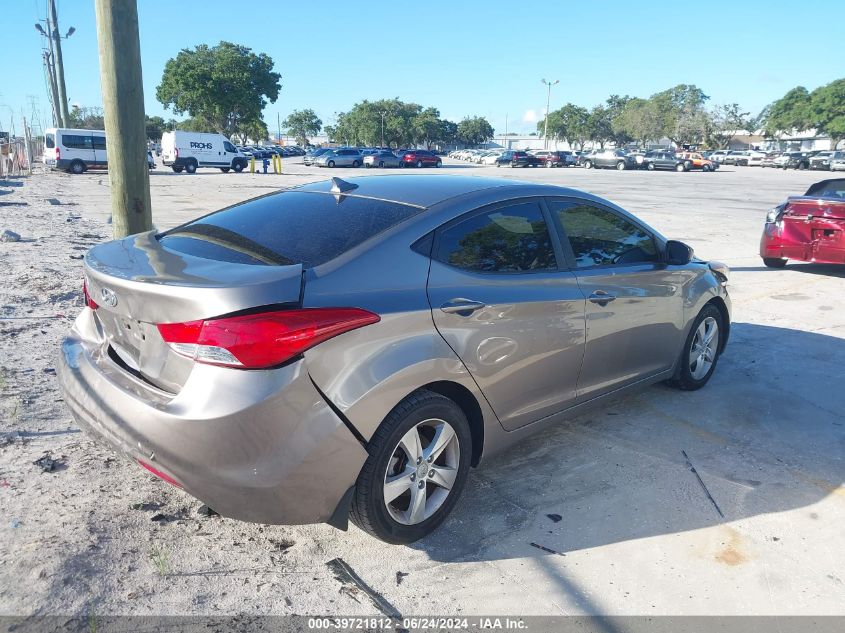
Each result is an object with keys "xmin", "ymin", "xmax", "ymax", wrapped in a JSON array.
[{"xmin": 293, "ymin": 175, "xmax": 610, "ymax": 210}]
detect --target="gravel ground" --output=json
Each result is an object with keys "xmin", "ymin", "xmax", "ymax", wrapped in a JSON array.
[{"xmin": 1, "ymin": 162, "xmax": 843, "ymax": 619}]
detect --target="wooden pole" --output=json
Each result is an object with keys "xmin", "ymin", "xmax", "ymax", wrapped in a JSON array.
[
  {"xmin": 43, "ymin": 51, "xmax": 61, "ymax": 127},
  {"xmin": 95, "ymin": 0, "xmax": 151, "ymax": 238},
  {"xmin": 23, "ymin": 117, "xmax": 33, "ymax": 175},
  {"xmin": 48, "ymin": 0, "xmax": 70, "ymax": 127}
]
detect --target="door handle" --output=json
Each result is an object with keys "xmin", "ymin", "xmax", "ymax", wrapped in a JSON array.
[
  {"xmin": 440, "ymin": 299, "xmax": 486, "ymax": 315},
  {"xmin": 588, "ymin": 290, "xmax": 616, "ymax": 306}
]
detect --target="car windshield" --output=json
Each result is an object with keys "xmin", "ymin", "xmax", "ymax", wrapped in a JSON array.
[{"xmin": 159, "ymin": 191, "xmax": 424, "ymax": 268}]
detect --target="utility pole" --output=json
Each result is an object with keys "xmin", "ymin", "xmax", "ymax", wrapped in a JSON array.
[
  {"xmin": 42, "ymin": 51, "xmax": 61, "ymax": 126},
  {"xmin": 541, "ymin": 78, "xmax": 559, "ymax": 150},
  {"xmin": 379, "ymin": 111, "xmax": 387, "ymax": 148},
  {"xmin": 48, "ymin": 0, "xmax": 70, "ymax": 127},
  {"xmin": 95, "ymin": 0, "xmax": 151, "ymax": 238}
]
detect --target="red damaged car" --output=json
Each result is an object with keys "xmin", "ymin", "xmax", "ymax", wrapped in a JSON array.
[{"xmin": 760, "ymin": 178, "xmax": 845, "ymax": 268}]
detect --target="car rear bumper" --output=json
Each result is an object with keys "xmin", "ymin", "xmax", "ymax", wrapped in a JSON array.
[
  {"xmin": 760, "ymin": 220, "xmax": 845, "ymax": 265},
  {"xmin": 57, "ymin": 309, "xmax": 368, "ymax": 526}
]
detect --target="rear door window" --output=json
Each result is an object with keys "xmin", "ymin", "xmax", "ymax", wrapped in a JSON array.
[
  {"xmin": 435, "ymin": 201, "xmax": 557, "ymax": 273},
  {"xmin": 159, "ymin": 191, "xmax": 424, "ymax": 267},
  {"xmin": 45, "ymin": 133, "xmax": 55, "ymax": 149}
]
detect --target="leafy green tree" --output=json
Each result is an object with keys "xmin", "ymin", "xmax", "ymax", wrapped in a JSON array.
[
  {"xmin": 763, "ymin": 86, "xmax": 812, "ymax": 136},
  {"xmin": 810, "ymin": 79, "xmax": 845, "ymax": 148},
  {"xmin": 708, "ymin": 103, "xmax": 750, "ymax": 148},
  {"xmin": 614, "ymin": 98, "xmax": 663, "ymax": 147},
  {"xmin": 67, "ymin": 106, "xmax": 105, "ymax": 129},
  {"xmin": 606, "ymin": 95, "xmax": 633, "ymax": 146},
  {"xmin": 457, "ymin": 116, "xmax": 494, "ymax": 147},
  {"xmin": 283, "ymin": 109, "xmax": 322, "ymax": 146},
  {"xmin": 540, "ymin": 103, "xmax": 590, "ymax": 148},
  {"xmin": 650, "ymin": 84, "xmax": 710, "ymax": 145},
  {"xmin": 413, "ymin": 107, "xmax": 443, "ymax": 148},
  {"xmin": 144, "ymin": 115, "xmax": 166, "ymax": 141},
  {"xmin": 585, "ymin": 105, "xmax": 614, "ymax": 148},
  {"xmin": 156, "ymin": 41, "xmax": 281, "ymax": 139}
]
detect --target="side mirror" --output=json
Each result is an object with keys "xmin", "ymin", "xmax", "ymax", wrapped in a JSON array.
[{"xmin": 665, "ymin": 240, "xmax": 694, "ymax": 265}]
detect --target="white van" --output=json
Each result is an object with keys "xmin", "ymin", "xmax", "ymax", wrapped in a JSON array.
[
  {"xmin": 161, "ymin": 130, "xmax": 248, "ymax": 173},
  {"xmin": 44, "ymin": 127, "xmax": 107, "ymax": 174}
]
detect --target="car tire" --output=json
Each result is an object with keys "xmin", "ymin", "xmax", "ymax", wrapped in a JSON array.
[
  {"xmin": 763, "ymin": 257, "xmax": 787, "ymax": 268},
  {"xmin": 496, "ymin": 162, "xmax": 502, "ymax": 168},
  {"xmin": 435, "ymin": 161, "xmax": 442, "ymax": 168},
  {"xmin": 702, "ymin": 164, "xmax": 711, "ymax": 172},
  {"xmin": 668, "ymin": 304, "xmax": 724, "ymax": 391},
  {"xmin": 350, "ymin": 389, "xmax": 472, "ymax": 544},
  {"xmin": 647, "ymin": 162, "xmax": 655, "ymax": 171},
  {"xmin": 675, "ymin": 163, "xmax": 686, "ymax": 172},
  {"xmin": 220, "ymin": 167, "xmax": 230, "ymax": 173},
  {"xmin": 68, "ymin": 160, "xmax": 85, "ymax": 175},
  {"xmin": 616, "ymin": 161, "xmax": 626, "ymax": 171},
  {"xmin": 584, "ymin": 160, "xmax": 593, "ymax": 169},
  {"xmin": 172, "ymin": 165, "xmax": 183, "ymax": 173},
  {"xmin": 378, "ymin": 161, "xmax": 384, "ymax": 168},
  {"xmin": 352, "ymin": 160, "xmax": 361, "ymax": 168},
  {"xmin": 416, "ymin": 160, "xmax": 423, "ymax": 168},
  {"xmin": 328, "ymin": 160, "xmax": 335, "ymax": 168},
  {"xmin": 185, "ymin": 160, "xmax": 197, "ymax": 174},
  {"xmin": 798, "ymin": 163, "xmax": 806, "ymax": 171},
  {"xmin": 233, "ymin": 162, "xmax": 244, "ymax": 173}
]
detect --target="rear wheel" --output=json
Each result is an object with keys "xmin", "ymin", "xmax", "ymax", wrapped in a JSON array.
[
  {"xmin": 70, "ymin": 160, "xmax": 85, "ymax": 175},
  {"xmin": 328, "ymin": 160, "xmax": 335, "ymax": 168},
  {"xmin": 616, "ymin": 161, "xmax": 626, "ymax": 171},
  {"xmin": 763, "ymin": 257, "xmax": 787, "ymax": 268},
  {"xmin": 435, "ymin": 160, "xmax": 442, "ymax": 168},
  {"xmin": 378, "ymin": 161, "xmax": 384, "ymax": 168},
  {"xmin": 702, "ymin": 164, "xmax": 712, "ymax": 172},
  {"xmin": 350, "ymin": 390, "xmax": 472, "ymax": 544},
  {"xmin": 668, "ymin": 304, "xmax": 724, "ymax": 391},
  {"xmin": 352, "ymin": 160, "xmax": 361, "ymax": 168},
  {"xmin": 185, "ymin": 160, "xmax": 197, "ymax": 174},
  {"xmin": 220, "ymin": 167, "xmax": 230, "ymax": 173},
  {"xmin": 172, "ymin": 165, "xmax": 183, "ymax": 173},
  {"xmin": 676, "ymin": 163, "xmax": 686, "ymax": 172},
  {"xmin": 584, "ymin": 160, "xmax": 593, "ymax": 169},
  {"xmin": 647, "ymin": 162, "xmax": 655, "ymax": 171},
  {"xmin": 416, "ymin": 160, "xmax": 423, "ymax": 168}
]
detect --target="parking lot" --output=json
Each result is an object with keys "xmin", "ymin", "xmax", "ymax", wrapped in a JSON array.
[{"xmin": 1, "ymin": 160, "xmax": 843, "ymax": 617}]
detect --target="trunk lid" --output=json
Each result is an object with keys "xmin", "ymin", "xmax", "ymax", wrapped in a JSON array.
[
  {"xmin": 84, "ymin": 231, "xmax": 303, "ymax": 392},
  {"xmin": 784, "ymin": 196, "xmax": 845, "ymax": 220}
]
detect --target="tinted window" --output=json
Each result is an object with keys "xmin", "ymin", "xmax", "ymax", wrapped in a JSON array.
[
  {"xmin": 62, "ymin": 134, "xmax": 93, "ymax": 150},
  {"xmin": 224, "ymin": 141, "xmax": 236, "ymax": 153},
  {"xmin": 552, "ymin": 202, "xmax": 657, "ymax": 268},
  {"xmin": 92, "ymin": 136, "xmax": 106, "ymax": 151},
  {"xmin": 45, "ymin": 133, "xmax": 55, "ymax": 149},
  {"xmin": 160, "ymin": 191, "xmax": 423, "ymax": 268},
  {"xmin": 436, "ymin": 202, "xmax": 556, "ymax": 273}
]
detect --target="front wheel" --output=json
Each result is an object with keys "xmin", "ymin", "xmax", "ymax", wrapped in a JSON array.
[
  {"xmin": 232, "ymin": 161, "xmax": 244, "ymax": 173},
  {"xmin": 584, "ymin": 160, "xmax": 593, "ymax": 169},
  {"xmin": 352, "ymin": 160, "xmax": 361, "ymax": 168},
  {"xmin": 172, "ymin": 165, "xmax": 183, "ymax": 173},
  {"xmin": 327, "ymin": 160, "xmax": 335, "ymax": 168},
  {"xmin": 763, "ymin": 257, "xmax": 787, "ymax": 268},
  {"xmin": 668, "ymin": 304, "xmax": 723, "ymax": 391},
  {"xmin": 220, "ymin": 167, "xmax": 230, "ymax": 173},
  {"xmin": 702, "ymin": 164, "xmax": 711, "ymax": 172},
  {"xmin": 350, "ymin": 390, "xmax": 472, "ymax": 544},
  {"xmin": 435, "ymin": 161, "xmax": 442, "ymax": 168},
  {"xmin": 616, "ymin": 161, "xmax": 626, "ymax": 171},
  {"xmin": 647, "ymin": 162, "xmax": 655, "ymax": 171},
  {"xmin": 416, "ymin": 160, "xmax": 423, "ymax": 168},
  {"xmin": 676, "ymin": 163, "xmax": 686, "ymax": 172}
]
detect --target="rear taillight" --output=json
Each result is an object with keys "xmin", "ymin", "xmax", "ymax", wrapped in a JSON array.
[
  {"xmin": 175, "ymin": 148, "xmax": 179, "ymax": 158},
  {"xmin": 83, "ymin": 280, "xmax": 98, "ymax": 309},
  {"xmin": 156, "ymin": 308, "xmax": 380, "ymax": 369},
  {"xmin": 56, "ymin": 147, "xmax": 61, "ymax": 160}
]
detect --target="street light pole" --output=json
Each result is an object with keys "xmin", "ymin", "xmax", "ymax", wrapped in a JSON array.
[
  {"xmin": 379, "ymin": 111, "xmax": 386, "ymax": 148},
  {"xmin": 48, "ymin": 0, "xmax": 72, "ymax": 127},
  {"xmin": 541, "ymin": 78, "xmax": 559, "ymax": 150}
]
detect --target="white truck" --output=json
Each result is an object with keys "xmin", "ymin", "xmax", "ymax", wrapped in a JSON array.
[{"xmin": 161, "ymin": 130, "xmax": 248, "ymax": 173}]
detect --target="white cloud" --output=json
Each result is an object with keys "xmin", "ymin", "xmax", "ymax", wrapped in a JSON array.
[{"xmin": 522, "ymin": 109, "xmax": 538, "ymax": 123}]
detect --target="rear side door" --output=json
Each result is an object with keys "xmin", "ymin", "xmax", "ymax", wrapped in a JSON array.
[
  {"xmin": 427, "ymin": 198, "xmax": 586, "ymax": 430},
  {"xmin": 547, "ymin": 198, "xmax": 684, "ymax": 401},
  {"xmin": 92, "ymin": 134, "xmax": 107, "ymax": 167}
]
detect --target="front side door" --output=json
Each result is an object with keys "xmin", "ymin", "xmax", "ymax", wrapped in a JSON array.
[
  {"xmin": 547, "ymin": 198, "xmax": 684, "ymax": 401},
  {"xmin": 427, "ymin": 198, "xmax": 586, "ymax": 431}
]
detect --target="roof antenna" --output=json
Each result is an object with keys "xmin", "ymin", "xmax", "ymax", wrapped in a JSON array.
[{"xmin": 330, "ymin": 177, "xmax": 358, "ymax": 194}]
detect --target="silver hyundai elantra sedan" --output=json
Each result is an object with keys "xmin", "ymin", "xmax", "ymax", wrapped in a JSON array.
[{"xmin": 58, "ymin": 175, "xmax": 730, "ymax": 543}]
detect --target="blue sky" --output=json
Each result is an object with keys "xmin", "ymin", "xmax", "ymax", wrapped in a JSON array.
[{"xmin": 2, "ymin": 0, "xmax": 842, "ymax": 135}]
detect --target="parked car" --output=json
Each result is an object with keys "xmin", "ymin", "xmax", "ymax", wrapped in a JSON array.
[
  {"xmin": 830, "ymin": 151, "xmax": 845, "ymax": 172},
  {"xmin": 760, "ymin": 178, "xmax": 845, "ymax": 268},
  {"xmin": 480, "ymin": 151, "xmax": 505, "ymax": 166},
  {"xmin": 304, "ymin": 147, "xmax": 332, "ymax": 166},
  {"xmin": 677, "ymin": 152, "xmax": 718, "ymax": 172},
  {"xmin": 722, "ymin": 150, "xmax": 749, "ymax": 166},
  {"xmin": 809, "ymin": 151, "xmax": 835, "ymax": 171},
  {"xmin": 784, "ymin": 152, "xmax": 814, "ymax": 170},
  {"xmin": 708, "ymin": 150, "xmax": 730, "ymax": 163},
  {"xmin": 642, "ymin": 151, "xmax": 691, "ymax": 172},
  {"xmin": 760, "ymin": 152, "xmax": 782, "ymax": 168},
  {"xmin": 161, "ymin": 131, "xmax": 248, "ymax": 173},
  {"xmin": 59, "ymin": 175, "xmax": 731, "ymax": 543},
  {"xmin": 510, "ymin": 150, "xmax": 542, "ymax": 168},
  {"xmin": 582, "ymin": 149, "xmax": 638, "ymax": 170},
  {"xmin": 316, "ymin": 148, "xmax": 363, "ymax": 168},
  {"xmin": 531, "ymin": 150, "xmax": 573, "ymax": 168},
  {"xmin": 400, "ymin": 150, "xmax": 442, "ymax": 168},
  {"xmin": 43, "ymin": 127, "xmax": 107, "ymax": 174},
  {"xmin": 363, "ymin": 150, "xmax": 401, "ymax": 168},
  {"xmin": 494, "ymin": 150, "xmax": 515, "ymax": 167}
]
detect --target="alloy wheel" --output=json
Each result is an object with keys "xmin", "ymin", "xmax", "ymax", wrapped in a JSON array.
[
  {"xmin": 383, "ymin": 418, "xmax": 460, "ymax": 525},
  {"xmin": 689, "ymin": 316, "xmax": 719, "ymax": 380}
]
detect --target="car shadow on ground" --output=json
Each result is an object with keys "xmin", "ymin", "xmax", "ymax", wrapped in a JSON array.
[
  {"xmin": 411, "ymin": 323, "xmax": 845, "ymax": 563},
  {"xmin": 731, "ymin": 263, "xmax": 845, "ymax": 278}
]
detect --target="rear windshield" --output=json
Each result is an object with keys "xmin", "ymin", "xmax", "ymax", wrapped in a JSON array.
[
  {"xmin": 159, "ymin": 191, "xmax": 423, "ymax": 268},
  {"xmin": 45, "ymin": 133, "xmax": 55, "ymax": 149}
]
